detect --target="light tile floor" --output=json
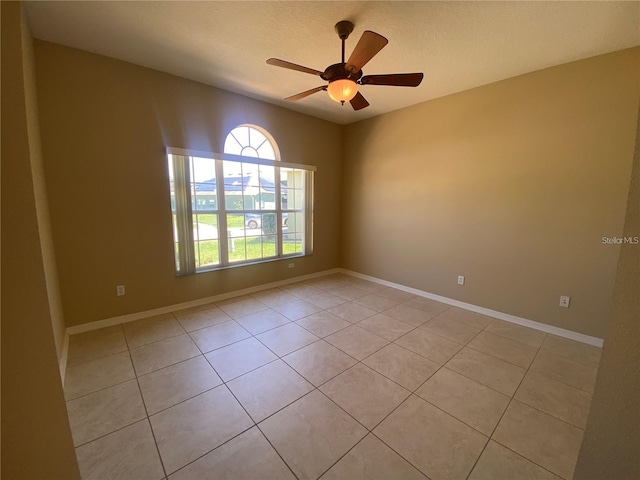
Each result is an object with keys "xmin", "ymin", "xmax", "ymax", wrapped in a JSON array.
[{"xmin": 64, "ymin": 273, "xmax": 601, "ymax": 480}]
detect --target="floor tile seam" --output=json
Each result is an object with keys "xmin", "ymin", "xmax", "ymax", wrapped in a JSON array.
[
  {"xmin": 138, "ymin": 349, "xmax": 308, "ymax": 418},
  {"xmin": 65, "ymin": 346, "xmax": 130, "ymax": 369},
  {"xmin": 498, "ymin": 398, "xmax": 588, "ymax": 433},
  {"xmin": 123, "ymin": 312, "xmax": 185, "ymax": 329},
  {"xmin": 355, "ymin": 312, "xmax": 418, "ymax": 332},
  {"xmin": 239, "ymin": 318, "xmax": 296, "ymax": 336},
  {"xmin": 312, "ymin": 386, "xmax": 375, "ymax": 433},
  {"xmin": 482, "ymin": 328, "xmax": 545, "ymax": 350},
  {"xmin": 428, "ymin": 363, "xmax": 517, "ymax": 398},
  {"xmin": 446, "ymin": 332, "xmax": 547, "ymax": 413},
  {"xmin": 131, "ymin": 350, "xmax": 202, "ymax": 378},
  {"xmin": 462, "ymin": 343, "xmax": 535, "ymax": 370},
  {"xmin": 418, "ymin": 323, "xmax": 484, "ymax": 345},
  {"xmin": 176, "ymin": 317, "xmax": 235, "ymax": 334},
  {"xmin": 323, "ymin": 329, "xmax": 392, "ymax": 362},
  {"xmin": 421, "ymin": 308, "xmax": 491, "ymax": 332},
  {"xmin": 523, "ymin": 336, "xmax": 599, "ymax": 393},
  {"xmin": 409, "ymin": 389, "xmax": 496, "ymax": 439},
  {"xmin": 207, "ymin": 355, "xmax": 282, "ymax": 384},
  {"xmin": 253, "ymin": 423, "xmax": 302, "ymax": 480},
  {"xmin": 64, "ymin": 375, "xmax": 138, "ymax": 403},
  {"xmin": 395, "ymin": 322, "xmax": 468, "ymax": 349},
  {"xmin": 123, "ymin": 333, "xmax": 170, "ymax": 479},
  {"xmin": 293, "ymin": 316, "xmax": 352, "ymax": 339},
  {"xmin": 123, "ymin": 317, "xmax": 185, "ymax": 339},
  {"xmin": 367, "ymin": 400, "xmax": 447, "ymax": 479},
  {"xmin": 72, "ymin": 416, "xmax": 151, "ymax": 450},
  {"xmin": 144, "ymin": 383, "xmax": 222, "ymax": 417},
  {"xmin": 488, "ymin": 437, "xmax": 573, "ymax": 480},
  {"xmin": 221, "ymin": 306, "xmax": 272, "ymax": 321},
  {"xmin": 236, "ymin": 377, "xmax": 317, "ymax": 424},
  {"xmin": 329, "ymin": 353, "xmax": 415, "ymax": 399},
  {"xmin": 188, "ymin": 324, "xmax": 254, "ymax": 356},
  {"xmin": 328, "ymin": 291, "xmax": 369, "ymax": 302},
  {"xmin": 126, "ymin": 330, "xmax": 189, "ymax": 351},
  {"xmin": 352, "ymin": 327, "xmax": 448, "ymax": 391},
  {"xmin": 277, "ymin": 306, "xmax": 329, "ymax": 322},
  {"xmin": 133, "ymin": 353, "xmax": 215, "ymax": 381},
  {"xmin": 129, "ymin": 325, "xmax": 235, "ymax": 354},
  {"xmin": 522, "ymin": 368, "xmax": 597, "ymax": 395},
  {"xmin": 465, "ymin": 335, "xmax": 558, "ymax": 480},
  {"xmin": 164, "ymin": 423, "xmax": 258, "ymax": 479},
  {"xmin": 282, "ymin": 354, "xmax": 358, "ymax": 390},
  {"xmin": 124, "ymin": 338, "xmax": 218, "ymax": 416},
  {"xmin": 253, "ymin": 329, "xmax": 323, "ymax": 358},
  {"xmin": 313, "ymin": 432, "xmax": 373, "ymax": 480},
  {"xmin": 408, "ymin": 354, "xmax": 450, "ymax": 396},
  {"xmin": 253, "ymin": 386, "xmax": 321, "ymax": 429},
  {"xmin": 537, "ymin": 345, "xmax": 602, "ymax": 369},
  {"xmin": 536, "ymin": 346, "xmax": 602, "ymax": 372},
  {"xmin": 389, "ymin": 338, "xmax": 449, "ymax": 366},
  {"xmin": 143, "ymin": 416, "xmax": 169, "ymax": 479},
  {"xmin": 171, "ymin": 306, "xmax": 219, "ymax": 319},
  {"xmin": 65, "ymin": 347, "xmax": 132, "ymax": 371}
]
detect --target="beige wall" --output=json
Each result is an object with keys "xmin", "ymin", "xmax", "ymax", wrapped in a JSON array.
[
  {"xmin": 34, "ymin": 41, "xmax": 343, "ymax": 327},
  {"xmin": 20, "ymin": 0, "xmax": 67, "ymax": 361},
  {"xmin": 573, "ymin": 106, "xmax": 639, "ymax": 480},
  {"xmin": 1, "ymin": 2, "xmax": 80, "ymax": 478},
  {"xmin": 342, "ymin": 48, "xmax": 639, "ymax": 338}
]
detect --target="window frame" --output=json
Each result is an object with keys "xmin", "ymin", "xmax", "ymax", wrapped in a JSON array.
[{"xmin": 167, "ymin": 147, "xmax": 315, "ymax": 275}]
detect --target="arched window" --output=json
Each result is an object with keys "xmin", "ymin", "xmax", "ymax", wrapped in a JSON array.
[
  {"xmin": 167, "ymin": 125, "xmax": 314, "ymax": 275},
  {"xmin": 223, "ymin": 125, "xmax": 278, "ymax": 160}
]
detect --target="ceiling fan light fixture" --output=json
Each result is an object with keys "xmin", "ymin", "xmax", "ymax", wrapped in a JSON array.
[{"xmin": 327, "ymin": 78, "xmax": 357, "ymax": 104}]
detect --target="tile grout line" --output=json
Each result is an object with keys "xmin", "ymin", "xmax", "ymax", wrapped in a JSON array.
[{"xmin": 123, "ymin": 329, "xmax": 170, "ymax": 480}]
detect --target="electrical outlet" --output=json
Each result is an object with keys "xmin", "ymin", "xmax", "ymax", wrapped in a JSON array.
[
  {"xmin": 288, "ymin": 263, "xmax": 295, "ymax": 269},
  {"xmin": 559, "ymin": 295, "xmax": 570, "ymax": 308},
  {"xmin": 457, "ymin": 275, "xmax": 465, "ymax": 285},
  {"xmin": 116, "ymin": 285, "xmax": 126, "ymax": 296}
]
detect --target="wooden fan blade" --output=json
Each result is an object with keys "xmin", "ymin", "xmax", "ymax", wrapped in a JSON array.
[
  {"xmin": 349, "ymin": 91, "xmax": 370, "ymax": 111},
  {"xmin": 360, "ymin": 73, "xmax": 424, "ymax": 87},
  {"xmin": 267, "ymin": 58, "xmax": 323, "ymax": 76},
  {"xmin": 285, "ymin": 86, "xmax": 326, "ymax": 101},
  {"xmin": 345, "ymin": 31, "xmax": 388, "ymax": 73}
]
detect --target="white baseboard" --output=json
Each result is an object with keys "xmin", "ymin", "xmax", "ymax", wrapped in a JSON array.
[
  {"xmin": 65, "ymin": 266, "xmax": 603, "ymax": 348},
  {"xmin": 59, "ymin": 331, "xmax": 69, "ymax": 384},
  {"xmin": 66, "ymin": 268, "xmax": 341, "ymax": 336},
  {"xmin": 339, "ymin": 268, "xmax": 604, "ymax": 348}
]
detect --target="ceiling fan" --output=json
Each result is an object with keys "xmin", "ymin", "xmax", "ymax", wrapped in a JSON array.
[{"xmin": 266, "ymin": 20, "xmax": 424, "ymax": 111}]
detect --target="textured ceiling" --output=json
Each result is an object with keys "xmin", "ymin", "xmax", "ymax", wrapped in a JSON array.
[{"xmin": 24, "ymin": 1, "xmax": 640, "ymax": 125}]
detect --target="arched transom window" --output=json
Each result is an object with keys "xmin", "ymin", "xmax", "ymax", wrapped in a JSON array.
[{"xmin": 224, "ymin": 125, "xmax": 278, "ymax": 160}]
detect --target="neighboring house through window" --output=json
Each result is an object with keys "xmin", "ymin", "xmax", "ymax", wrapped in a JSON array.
[{"xmin": 167, "ymin": 125, "xmax": 314, "ymax": 275}]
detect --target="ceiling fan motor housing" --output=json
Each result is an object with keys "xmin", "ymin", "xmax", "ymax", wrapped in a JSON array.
[{"xmin": 321, "ymin": 63, "xmax": 363, "ymax": 83}]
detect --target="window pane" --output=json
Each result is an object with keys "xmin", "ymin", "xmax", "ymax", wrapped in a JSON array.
[
  {"xmin": 228, "ymin": 237, "xmax": 246, "ymax": 263},
  {"xmin": 191, "ymin": 156, "xmax": 216, "ymax": 184},
  {"xmin": 259, "ymin": 165, "xmax": 275, "ymax": 209},
  {"xmin": 282, "ymin": 241, "xmax": 297, "ymax": 255},
  {"xmin": 245, "ymin": 236, "xmax": 263, "ymax": 260},
  {"xmin": 260, "ymin": 213, "xmax": 277, "ymax": 235},
  {"xmin": 197, "ymin": 240, "xmax": 220, "ymax": 267},
  {"xmin": 227, "ymin": 213, "xmax": 245, "ymax": 232},
  {"xmin": 263, "ymin": 236, "xmax": 277, "ymax": 257},
  {"xmin": 193, "ymin": 186, "xmax": 217, "ymax": 211},
  {"xmin": 257, "ymin": 142, "xmax": 275, "ymax": 160}
]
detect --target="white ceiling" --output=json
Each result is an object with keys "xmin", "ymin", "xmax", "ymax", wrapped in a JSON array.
[{"xmin": 25, "ymin": 1, "xmax": 640, "ymax": 125}]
